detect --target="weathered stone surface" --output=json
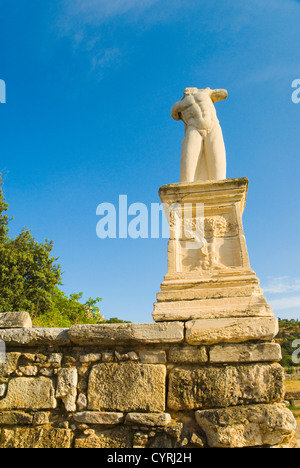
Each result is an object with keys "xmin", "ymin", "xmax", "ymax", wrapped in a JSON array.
[
  {"xmin": 102, "ymin": 352, "xmax": 114, "ymax": 362},
  {"xmin": 0, "ymin": 411, "xmax": 33, "ymax": 426},
  {"xmin": 80, "ymin": 353, "xmax": 102, "ymax": 363},
  {"xmin": 190, "ymin": 432, "xmax": 205, "ymax": 447},
  {"xmin": 0, "ymin": 352, "xmax": 21, "ymax": 376},
  {"xmin": 115, "ymin": 351, "xmax": 139, "ymax": 362},
  {"xmin": 32, "ymin": 412, "xmax": 50, "ymax": 426},
  {"xmin": 209, "ymin": 343, "xmax": 282, "ymax": 363},
  {"xmin": 0, "ymin": 427, "xmax": 72, "ymax": 448},
  {"xmin": 40, "ymin": 368, "xmax": 54, "ymax": 377},
  {"xmin": 195, "ymin": 404, "xmax": 297, "ymax": 448},
  {"xmin": 0, "ymin": 328, "xmax": 70, "ymax": 346},
  {"xmin": 139, "ymin": 350, "xmax": 166, "ymax": 364},
  {"xmin": 149, "ymin": 433, "xmax": 173, "ymax": 448},
  {"xmin": 77, "ymin": 393, "xmax": 87, "ymax": 411},
  {"xmin": 185, "ymin": 317, "xmax": 279, "ymax": 346},
  {"xmin": 18, "ymin": 365, "xmax": 39, "ymax": 376},
  {"xmin": 74, "ymin": 412, "xmax": 124, "ymax": 425},
  {"xmin": 154, "ymin": 297, "xmax": 273, "ymax": 321},
  {"xmin": 0, "ymin": 377, "xmax": 57, "ymax": 410},
  {"xmin": 56, "ymin": 368, "xmax": 78, "ymax": 412},
  {"xmin": 0, "ymin": 312, "xmax": 32, "ymax": 329},
  {"xmin": 168, "ymin": 364, "xmax": 284, "ymax": 411},
  {"xmin": 69, "ymin": 322, "xmax": 184, "ymax": 345},
  {"xmin": 125, "ymin": 413, "xmax": 171, "ymax": 427},
  {"xmin": 88, "ymin": 363, "xmax": 166, "ymax": 413},
  {"xmin": 169, "ymin": 346, "xmax": 208, "ymax": 364},
  {"xmin": 74, "ymin": 427, "xmax": 132, "ymax": 448},
  {"xmin": 48, "ymin": 353, "xmax": 63, "ymax": 366},
  {"xmin": 133, "ymin": 431, "xmax": 148, "ymax": 448}
]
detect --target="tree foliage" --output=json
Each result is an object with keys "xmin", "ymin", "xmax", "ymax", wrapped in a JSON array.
[
  {"xmin": 0, "ymin": 175, "xmax": 128, "ymax": 327},
  {"xmin": 277, "ymin": 319, "xmax": 300, "ymax": 369}
]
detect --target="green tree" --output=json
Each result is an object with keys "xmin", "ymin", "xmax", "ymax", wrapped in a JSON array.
[
  {"xmin": 278, "ymin": 319, "xmax": 300, "ymax": 369},
  {"xmin": 0, "ymin": 176, "xmax": 61, "ymax": 319},
  {"xmin": 0, "ymin": 175, "xmax": 127, "ymax": 327}
]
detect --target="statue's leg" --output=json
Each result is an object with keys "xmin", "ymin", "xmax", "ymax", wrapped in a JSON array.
[
  {"xmin": 180, "ymin": 126, "xmax": 202, "ymax": 182},
  {"xmin": 204, "ymin": 124, "xmax": 226, "ymax": 180},
  {"xmin": 195, "ymin": 145, "xmax": 208, "ymax": 181}
]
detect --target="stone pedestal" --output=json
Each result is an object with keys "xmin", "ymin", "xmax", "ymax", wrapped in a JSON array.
[
  {"xmin": 150, "ymin": 177, "xmax": 298, "ymax": 448},
  {"xmin": 153, "ymin": 178, "xmax": 272, "ymax": 322}
]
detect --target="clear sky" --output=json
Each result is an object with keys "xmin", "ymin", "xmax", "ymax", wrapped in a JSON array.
[{"xmin": 0, "ymin": 0, "xmax": 299, "ymax": 322}]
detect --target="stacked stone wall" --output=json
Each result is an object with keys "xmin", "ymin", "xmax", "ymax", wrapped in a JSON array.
[{"xmin": 0, "ymin": 316, "xmax": 297, "ymax": 448}]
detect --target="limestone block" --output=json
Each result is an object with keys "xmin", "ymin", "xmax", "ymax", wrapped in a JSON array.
[
  {"xmin": 80, "ymin": 353, "xmax": 102, "ymax": 364},
  {"xmin": 77, "ymin": 393, "xmax": 88, "ymax": 411},
  {"xmin": 0, "ymin": 411, "xmax": 33, "ymax": 426},
  {"xmin": 139, "ymin": 350, "xmax": 167, "ymax": 364},
  {"xmin": 133, "ymin": 432, "xmax": 148, "ymax": 448},
  {"xmin": 0, "ymin": 352, "xmax": 21, "ymax": 376},
  {"xmin": 195, "ymin": 404, "xmax": 297, "ymax": 448},
  {"xmin": 0, "ymin": 377, "xmax": 57, "ymax": 410},
  {"xmin": 40, "ymin": 368, "xmax": 54, "ymax": 377},
  {"xmin": 115, "ymin": 351, "xmax": 139, "ymax": 362},
  {"xmin": 102, "ymin": 352, "xmax": 114, "ymax": 362},
  {"xmin": 48, "ymin": 353, "xmax": 63, "ymax": 366},
  {"xmin": 0, "ymin": 312, "xmax": 32, "ymax": 329},
  {"xmin": 0, "ymin": 428, "xmax": 72, "ymax": 448},
  {"xmin": 168, "ymin": 346, "xmax": 208, "ymax": 364},
  {"xmin": 74, "ymin": 412, "xmax": 124, "ymax": 425},
  {"xmin": 18, "ymin": 366, "xmax": 39, "ymax": 376},
  {"xmin": 153, "ymin": 296, "xmax": 273, "ymax": 321},
  {"xmin": 190, "ymin": 432, "xmax": 205, "ymax": 447},
  {"xmin": 56, "ymin": 368, "xmax": 78, "ymax": 412},
  {"xmin": 74, "ymin": 426, "xmax": 132, "ymax": 448},
  {"xmin": 69, "ymin": 322, "xmax": 184, "ymax": 346},
  {"xmin": 185, "ymin": 317, "xmax": 279, "ymax": 346},
  {"xmin": 209, "ymin": 343, "xmax": 282, "ymax": 363},
  {"xmin": 0, "ymin": 384, "xmax": 6, "ymax": 397},
  {"xmin": 32, "ymin": 412, "xmax": 50, "ymax": 426},
  {"xmin": 0, "ymin": 328, "xmax": 70, "ymax": 346},
  {"xmin": 125, "ymin": 413, "xmax": 171, "ymax": 427},
  {"xmin": 88, "ymin": 363, "xmax": 166, "ymax": 413},
  {"xmin": 167, "ymin": 364, "xmax": 284, "ymax": 411}
]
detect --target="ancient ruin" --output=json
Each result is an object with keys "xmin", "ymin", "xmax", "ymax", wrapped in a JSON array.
[{"xmin": 0, "ymin": 88, "xmax": 297, "ymax": 448}]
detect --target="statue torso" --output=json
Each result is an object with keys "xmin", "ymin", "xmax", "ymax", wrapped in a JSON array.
[{"xmin": 179, "ymin": 90, "xmax": 219, "ymax": 131}]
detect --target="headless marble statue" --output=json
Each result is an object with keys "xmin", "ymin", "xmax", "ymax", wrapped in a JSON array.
[{"xmin": 171, "ymin": 87, "xmax": 227, "ymax": 183}]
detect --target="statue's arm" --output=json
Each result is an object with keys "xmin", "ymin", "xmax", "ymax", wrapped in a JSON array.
[
  {"xmin": 171, "ymin": 101, "xmax": 183, "ymax": 121},
  {"xmin": 210, "ymin": 89, "xmax": 228, "ymax": 103}
]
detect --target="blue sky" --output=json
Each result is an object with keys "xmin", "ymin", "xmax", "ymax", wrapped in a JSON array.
[{"xmin": 0, "ymin": 0, "xmax": 299, "ymax": 322}]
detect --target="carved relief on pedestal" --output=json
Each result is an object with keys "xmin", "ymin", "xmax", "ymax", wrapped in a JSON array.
[{"xmin": 169, "ymin": 209, "xmax": 241, "ymax": 274}]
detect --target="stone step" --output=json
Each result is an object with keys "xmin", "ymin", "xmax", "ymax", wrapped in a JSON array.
[
  {"xmin": 0, "ymin": 312, "xmax": 32, "ymax": 329},
  {"xmin": 153, "ymin": 296, "xmax": 273, "ymax": 321},
  {"xmin": 157, "ymin": 285, "xmax": 262, "ymax": 302}
]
